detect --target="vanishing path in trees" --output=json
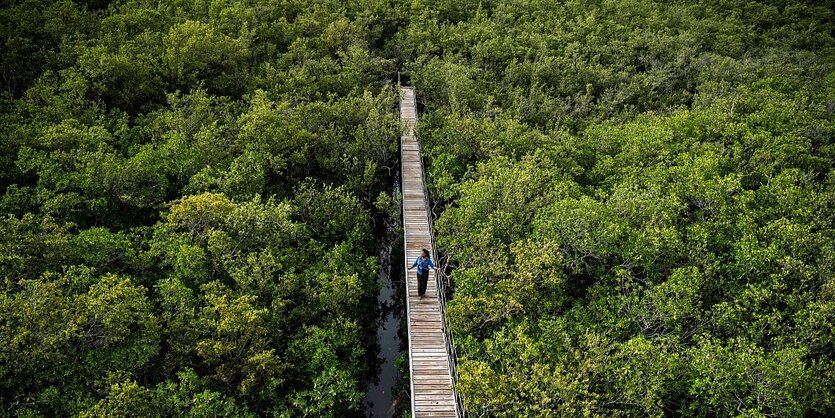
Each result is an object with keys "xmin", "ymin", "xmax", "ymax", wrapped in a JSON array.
[{"xmin": 400, "ymin": 86, "xmax": 462, "ymax": 417}]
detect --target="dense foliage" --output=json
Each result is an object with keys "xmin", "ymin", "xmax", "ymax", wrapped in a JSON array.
[
  {"xmin": 0, "ymin": 0, "xmax": 404, "ymax": 415},
  {"xmin": 406, "ymin": 0, "xmax": 835, "ymax": 416},
  {"xmin": 3, "ymin": 0, "xmax": 834, "ymax": 417}
]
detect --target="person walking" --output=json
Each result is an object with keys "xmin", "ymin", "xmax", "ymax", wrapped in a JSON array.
[{"xmin": 408, "ymin": 249, "xmax": 436, "ymax": 300}]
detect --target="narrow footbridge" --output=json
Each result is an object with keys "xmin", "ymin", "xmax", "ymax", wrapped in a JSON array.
[{"xmin": 400, "ymin": 86, "xmax": 463, "ymax": 417}]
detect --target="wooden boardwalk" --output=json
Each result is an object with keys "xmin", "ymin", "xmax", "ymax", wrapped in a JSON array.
[{"xmin": 400, "ymin": 86, "xmax": 460, "ymax": 418}]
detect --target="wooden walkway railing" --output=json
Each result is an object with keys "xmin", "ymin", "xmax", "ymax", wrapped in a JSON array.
[{"xmin": 400, "ymin": 86, "xmax": 463, "ymax": 418}]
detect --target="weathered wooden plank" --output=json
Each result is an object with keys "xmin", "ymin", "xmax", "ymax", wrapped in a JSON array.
[
  {"xmin": 411, "ymin": 336, "xmax": 446, "ymax": 341},
  {"xmin": 410, "ymin": 334, "xmax": 446, "ymax": 339},
  {"xmin": 411, "ymin": 342, "xmax": 447, "ymax": 348},
  {"xmin": 409, "ymin": 413, "xmax": 456, "ymax": 418},
  {"xmin": 414, "ymin": 408, "xmax": 457, "ymax": 413},
  {"xmin": 414, "ymin": 390, "xmax": 455, "ymax": 395},
  {"xmin": 408, "ymin": 315, "xmax": 441, "ymax": 320},
  {"xmin": 414, "ymin": 392, "xmax": 455, "ymax": 398},
  {"xmin": 414, "ymin": 405, "xmax": 458, "ymax": 412},
  {"xmin": 408, "ymin": 326, "xmax": 443, "ymax": 331},
  {"xmin": 414, "ymin": 399, "xmax": 456, "ymax": 405},
  {"xmin": 412, "ymin": 335, "xmax": 445, "ymax": 340},
  {"xmin": 414, "ymin": 409, "xmax": 457, "ymax": 414},
  {"xmin": 415, "ymin": 402, "xmax": 456, "ymax": 408},
  {"xmin": 413, "ymin": 387, "xmax": 454, "ymax": 393},
  {"xmin": 409, "ymin": 307, "xmax": 440, "ymax": 311},
  {"xmin": 408, "ymin": 329, "xmax": 444, "ymax": 334},
  {"xmin": 411, "ymin": 362, "xmax": 452, "ymax": 368},
  {"xmin": 412, "ymin": 362, "xmax": 450, "ymax": 368},
  {"xmin": 413, "ymin": 387, "xmax": 454, "ymax": 391},
  {"xmin": 411, "ymin": 336, "xmax": 446, "ymax": 342},
  {"xmin": 412, "ymin": 345, "xmax": 447, "ymax": 351},
  {"xmin": 409, "ymin": 315, "xmax": 442, "ymax": 321},
  {"xmin": 411, "ymin": 352, "xmax": 449, "ymax": 357},
  {"xmin": 411, "ymin": 347, "xmax": 448, "ymax": 352},
  {"xmin": 412, "ymin": 332, "xmax": 444, "ymax": 343},
  {"xmin": 411, "ymin": 338, "xmax": 446, "ymax": 343},
  {"xmin": 412, "ymin": 378, "xmax": 453, "ymax": 384},
  {"xmin": 410, "ymin": 358, "xmax": 449, "ymax": 364},
  {"xmin": 412, "ymin": 369, "xmax": 453, "ymax": 376},
  {"xmin": 410, "ymin": 337, "xmax": 446, "ymax": 342},
  {"xmin": 413, "ymin": 412, "xmax": 456, "ymax": 418},
  {"xmin": 411, "ymin": 353, "xmax": 450, "ymax": 359}
]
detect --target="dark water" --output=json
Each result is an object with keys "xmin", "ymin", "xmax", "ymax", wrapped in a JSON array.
[{"xmin": 363, "ymin": 185, "xmax": 407, "ymax": 417}]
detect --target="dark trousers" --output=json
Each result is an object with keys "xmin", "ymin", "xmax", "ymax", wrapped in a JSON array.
[{"xmin": 417, "ymin": 271, "xmax": 428, "ymax": 296}]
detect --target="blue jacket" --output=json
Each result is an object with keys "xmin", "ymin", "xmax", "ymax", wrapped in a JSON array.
[{"xmin": 411, "ymin": 256, "xmax": 435, "ymax": 275}]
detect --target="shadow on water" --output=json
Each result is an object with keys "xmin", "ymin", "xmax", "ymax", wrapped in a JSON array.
[{"xmin": 363, "ymin": 177, "xmax": 408, "ymax": 417}]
